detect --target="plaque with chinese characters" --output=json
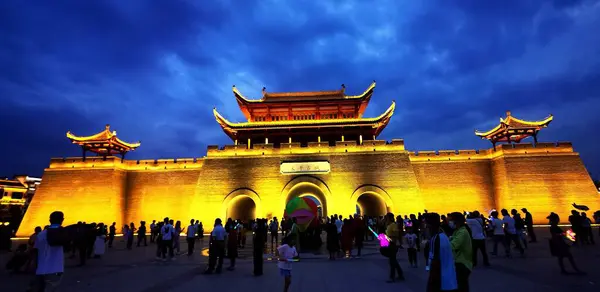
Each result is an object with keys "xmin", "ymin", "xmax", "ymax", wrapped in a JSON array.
[{"xmin": 280, "ymin": 161, "xmax": 330, "ymax": 175}]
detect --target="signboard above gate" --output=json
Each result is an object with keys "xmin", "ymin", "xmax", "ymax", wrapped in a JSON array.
[{"xmin": 280, "ymin": 161, "xmax": 330, "ymax": 175}]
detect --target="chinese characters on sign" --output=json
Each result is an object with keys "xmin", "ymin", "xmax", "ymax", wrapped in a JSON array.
[{"xmin": 280, "ymin": 161, "xmax": 330, "ymax": 175}]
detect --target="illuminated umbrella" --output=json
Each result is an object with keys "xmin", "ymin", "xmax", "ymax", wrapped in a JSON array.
[{"xmin": 284, "ymin": 197, "xmax": 318, "ymax": 232}]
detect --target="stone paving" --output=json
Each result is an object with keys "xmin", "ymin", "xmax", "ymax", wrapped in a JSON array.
[{"xmin": 1, "ymin": 229, "xmax": 599, "ymax": 292}]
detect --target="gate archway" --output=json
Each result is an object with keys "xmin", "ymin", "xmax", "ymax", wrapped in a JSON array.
[
  {"xmin": 351, "ymin": 185, "xmax": 393, "ymax": 216},
  {"xmin": 280, "ymin": 175, "xmax": 331, "ymax": 218},
  {"xmin": 222, "ymin": 188, "xmax": 261, "ymax": 221}
]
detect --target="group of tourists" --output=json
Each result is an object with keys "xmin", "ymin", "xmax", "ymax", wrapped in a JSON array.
[{"xmin": 5, "ymin": 206, "xmax": 598, "ymax": 292}]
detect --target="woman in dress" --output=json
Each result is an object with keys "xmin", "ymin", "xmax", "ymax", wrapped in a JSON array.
[
  {"xmin": 94, "ymin": 223, "xmax": 107, "ymax": 258},
  {"xmin": 174, "ymin": 221, "xmax": 183, "ymax": 254},
  {"xmin": 341, "ymin": 219, "xmax": 354, "ymax": 258}
]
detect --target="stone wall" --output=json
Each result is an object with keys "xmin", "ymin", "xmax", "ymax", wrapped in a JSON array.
[
  {"xmin": 18, "ymin": 167, "xmax": 127, "ymax": 235},
  {"xmin": 16, "ymin": 140, "xmax": 599, "ymax": 236}
]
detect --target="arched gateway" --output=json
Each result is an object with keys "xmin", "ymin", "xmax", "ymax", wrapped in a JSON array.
[
  {"xmin": 281, "ymin": 175, "xmax": 331, "ymax": 218},
  {"xmin": 222, "ymin": 188, "xmax": 261, "ymax": 221},
  {"xmin": 351, "ymin": 185, "xmax": 393, "ymax": 216}
]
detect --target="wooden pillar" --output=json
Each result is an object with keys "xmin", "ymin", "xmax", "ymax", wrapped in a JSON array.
[
  {"xmin": 121, "ymin": 152, "xmax": 126, "ymax": 163},
  {"xmin": 247, "ymin": 138, "xmax": 251, "ymax": 149},
  {"xmin": 533, "ymin": 132, "xmax": 538, "ymax": 146},
  {"xmin": 359, "ymin": 134, "xmax": 363, "ymax": 145},
  {"xmin": 82, "ymin": 147, "xmax": 87, "ymax": 161},
  {"xmin": 317, "ymin": 136, "xmax": 321, "ymax": 143},
  {"xmin": 265, "ymin": 137, "xmax": 269, "ymax": 144},
  {"xmin": 288, "ymin": 137, "xmax": 292, "ymax": 143},
  {"xmin": 234, "ymin": 139, "xmax": 238, "ymax": 146},
  {"xmin": 372, "ymin": 135, "xmax": 376, "ymax": 140},
  {"xmin": 341, "ymin": 135, "xmax": 345, "ymax": 142}
]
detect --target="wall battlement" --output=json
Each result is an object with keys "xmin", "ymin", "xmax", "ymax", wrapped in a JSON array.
[
  {"xmin": 409, "ymin": 142, "xmax": 576, "ymax": 162},
  {"xmin": 47, "ymin": 141, "xmax": 577, "ymax": 168},
  {"xmin": 206, "ymin": 139, "xmax": 406, "ymax": 157},
  {"xmin": 48, "ymin": 156, "xmax": 205, "ymax": 170}
]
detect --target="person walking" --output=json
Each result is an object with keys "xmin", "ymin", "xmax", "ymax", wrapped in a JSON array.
[
  {"xmin": 226, "ymin": 221, "xmax": 239, "ymax": 271},
  {"xmin": 548, "ymin": 212, "xmax": 584, "ymax": 275},
  {"xmin": 174, "ymin": 221, "xmax": 183, "ymax": 254},
  {"xmin": 466, "ymin": 211, "xmax": 489, "ymax": 267},
  {"xmin": 425, "ymin": 213, "xmax": 457, "ymax": 292},
  {"xmin": 501, "ymin": 209, "xmax": 524, "ymax": 257},
  {"xmin": 270, "ymin": 218, "xmax": 279, "ymax": 247},
  {"xmin": 149, "ymin": 220, "xmax": 157, "ymax": 243},
  {"xmin": 511, "ymin": 209, "xmax": 528, "ymax": 249},
  {"xmin": 253, "ymin": 219, "xmax": 267, "ymax": 276},
  {"xmin": 277, "ymin": 236, "xmax": 299, "ymax": 292},
  {"xmin": 385, "ymin": 213, "xmax": 404, "ymax": 283},
  {"xmin": 204, "ymin": 218, "xmax": 226, "ymax": 274},
  {"xmin": 405, "ymin": 227, "xmax": 418, "ymax": 268},
  {"xmin": 160, "ymin": 218, "xmax": 174, "ymax": 260},
  {"xmin": 186, "ymin": 219, "xmax": 197, "ymax": 256},
  {"xmin": 521, "ymin": 208, "xmax": 536, "ymax": 243},
  {"xmin": 32, "ymin": 211, "xmax": 65, "ymax": 291},
  {"xmin": 108, "ymin": 222, "xmax": 116, "ymax": 248},
  {"xmin": 581, "ymin": 212, "xmax": 593, "ymax": 244},
  {"xmin": 490, "ymin": 211, "xmax": 508, "ymax": 257},
  {"xmin": 449, "ymin": 212, "xmax": 473, "ymax": 292},
  {"xmin": 137, "ymin": 221, "xmax": 147, "ymax": 247}
]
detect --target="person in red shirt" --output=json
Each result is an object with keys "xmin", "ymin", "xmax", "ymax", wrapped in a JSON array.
[
  {"xmin": 353, "ymin": 215, "xmax": 365, "ymax": 257},
  {"xmin": 341, "ymin": 218, "xmax": 355, "ymax": 258}
]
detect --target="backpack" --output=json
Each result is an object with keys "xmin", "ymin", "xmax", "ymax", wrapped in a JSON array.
[{"xmin": 46, "ymin": 225, "xmax": 72, "ymax": 247}]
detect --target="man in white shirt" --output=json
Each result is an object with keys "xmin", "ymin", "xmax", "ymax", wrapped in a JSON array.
[
  {"xmin": 160, "ymin": 217, "xmax": 174, "ymax": 260},
  {"xmin": 186, "ymin": 219, "xmax": 197, "ymax": 256},
  {"xmin": 466, "ymin": 211, "xmax": 490, "ymax": 266},
  {"xmin": 489, "ymin": 211, "xmax": 508, "ymax": 257},
  {"xmin": 501, "ymin": 209, "xmax": 524, "ymax": 257},
  {"xmin": 34, "ymin": 211, "xmax": 65, "ymax": 291},
  {"xmin": 204, "ymin": 218, "xmax": 227, "ymax": 274}
]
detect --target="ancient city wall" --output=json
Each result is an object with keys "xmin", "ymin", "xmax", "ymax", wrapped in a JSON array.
[
  {"xmin": 18, "ymin": 160, "xmax": 127, "ymax": 236},
  {"xmin": 491, "ymin": 142, "xmax": 600, "ymax": 224},
  {"xmin": 409, "ymin": 142, "xmax": 599, "ymax": 224},
  {"xmin": 16, "ymin": 140, "xmax": 599, "ymax": 235}
]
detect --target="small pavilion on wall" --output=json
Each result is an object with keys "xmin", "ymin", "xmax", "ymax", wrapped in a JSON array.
[
  {"xmin": 475, "ymin": 111, "xmax": 553, "ymax": 149},
  {"xmin": 213, "ymin": 81, "xmax": 396, "ymax": 147},
  {"xmin": 66, "ymin": 124, "xmax": 141, "ymax": 161}
]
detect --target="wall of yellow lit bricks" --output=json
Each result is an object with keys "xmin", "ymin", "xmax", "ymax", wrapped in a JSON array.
[{"xmin": 16, "ymin": 140, "xmax": 600, "ymax": 236}]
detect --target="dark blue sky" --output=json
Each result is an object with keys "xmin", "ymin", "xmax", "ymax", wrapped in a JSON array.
[{"xmin": 1, "ymin": 0, "xmax": 599, "ymax": 178}]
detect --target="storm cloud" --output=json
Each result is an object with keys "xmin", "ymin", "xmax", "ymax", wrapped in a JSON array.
[{"xmin": 1, "ymin": 0, "xmax": 599, "ymax": 178}]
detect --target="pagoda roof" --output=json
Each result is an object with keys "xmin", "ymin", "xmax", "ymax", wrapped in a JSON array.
[
  {"xmin": 0, "ymin": 178, "xmax": 27, "ymax": 189},
  {"xmin": 233, "ymin": 81, "xmax": 375, "ymax": 103},
  {"xmin": 67, "ymin": 124, "xmax": 141, "ymax": 152},
  {"xmin": 475, "ymin": 111, "xmax": 553, "ymax": 142},
  {"xmin": 233, "ymin": 81, "xmax": 376, "ymax": 121},
  {"xmin": 214, "ymin": 101, "xmax": 395, "ymax": 140}
]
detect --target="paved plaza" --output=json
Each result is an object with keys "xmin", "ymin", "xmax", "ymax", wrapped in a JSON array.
[{"xmin": 2, "ymin": 228, "xmax": 599, "ymax": 292}]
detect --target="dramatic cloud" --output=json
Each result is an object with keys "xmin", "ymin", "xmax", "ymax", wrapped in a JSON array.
[{"xmin": 1, "ymin": 0, "xmax": 599, "ymax": 178}]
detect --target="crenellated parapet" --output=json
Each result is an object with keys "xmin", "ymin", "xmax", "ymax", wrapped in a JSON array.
[
  {"xmin": 47, "ymin": 156, "xmax": 205, "ymax": 171},
  {"xmin": 206, "ymin": 139, "xmax": 406, "ymax": 157},
  {"xmin": 409, "ymin": 142, "xmax": 576, "ymax": 162},
  {"xmin": 48, "ymin": 141, "xmax": 576, "ymax": 167}
]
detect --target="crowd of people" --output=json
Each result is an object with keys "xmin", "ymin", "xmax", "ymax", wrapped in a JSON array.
[{"xmin": 4, "ymin": 207, "xmax": 598, "ymax": 291}]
